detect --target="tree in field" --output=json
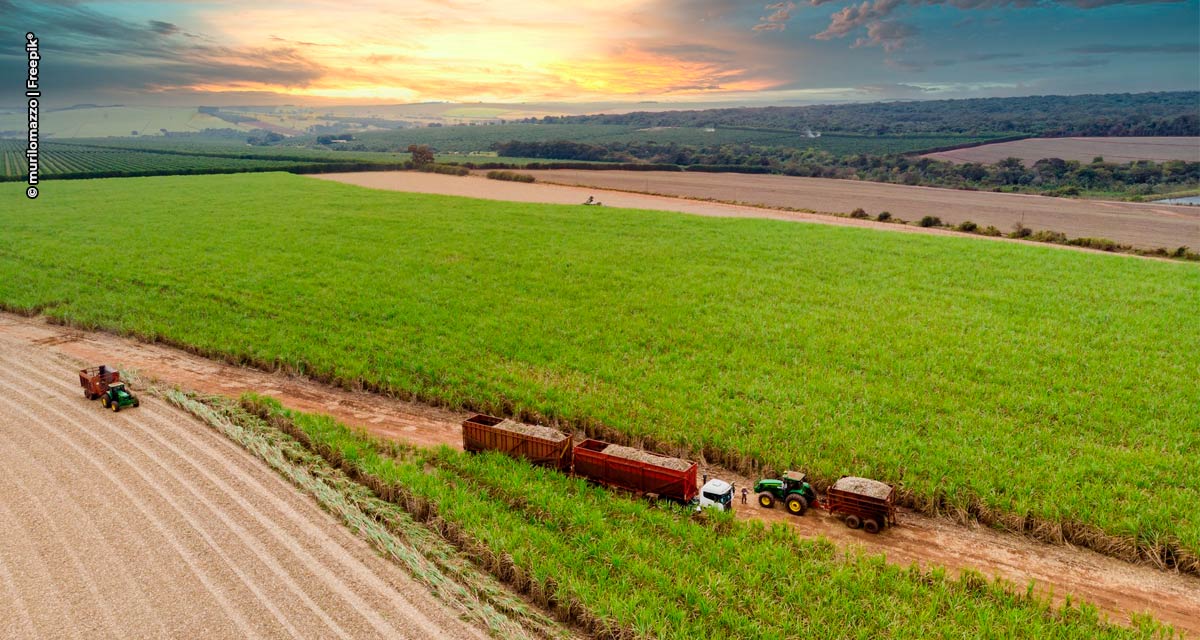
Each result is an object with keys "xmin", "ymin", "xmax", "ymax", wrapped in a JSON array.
[{"xmin": 407, "ymin": 144, "xmax": 434, "ymax": 166}]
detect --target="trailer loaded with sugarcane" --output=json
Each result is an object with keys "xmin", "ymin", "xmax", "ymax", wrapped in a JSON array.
[
  {"xmin": 824, "ymin": 476, "xmax": 897, "ymax": 534},
  {"xmin": 461, "ymin": 413, "xmax": 732, "ymax": 509}
]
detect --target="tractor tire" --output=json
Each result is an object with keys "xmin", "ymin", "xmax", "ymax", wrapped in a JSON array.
[
  {"xmin": 101, "ymin": 395, "xmax": 110, "ymax": 408},
  {"xmin": 111, "ymin": 401, "xmax": 120, "ymax": 413},
  {"xmin": 757, "ymin": 493, "xmax": 775, "ymax": 509},
  {"xmin": 785, "ymin": 495, "xmax": 808, "ymax": 516},
  {"xmin": 132, "ymin": 398, "xmax": 140, "ymax": 408},
  {"xmin": 863, "ymin": 518, "xmax": 881, "ymax": 534},
  {"xmin": 845, "ymin": 514, "xmax": 862, "ymax": 530}
]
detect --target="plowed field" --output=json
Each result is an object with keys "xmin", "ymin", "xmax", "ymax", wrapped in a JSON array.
[{"xmin": 0, "ymin": 334, "xmax": 490, "ymax": 640}]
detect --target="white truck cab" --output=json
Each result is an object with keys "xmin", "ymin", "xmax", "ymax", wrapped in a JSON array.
[{"xmin": 696, "ymin": 478, "xmax": 734, "ymax": 512}]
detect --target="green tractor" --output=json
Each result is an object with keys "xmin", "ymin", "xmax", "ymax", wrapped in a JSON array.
[
  {"xmin": 754, "ymin": 471, "xmax": 817, "ymax": 516},
  {"xmin": 100, "ymin": 382, "xmax": 139, "ymax": 412}
]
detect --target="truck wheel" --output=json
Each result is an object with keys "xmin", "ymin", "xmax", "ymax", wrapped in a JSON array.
[
  {"xmin": 757, "ymin": 493, "xmax": 775, "ymax": 508},
  {"xmin": 863, "ymin": 518, "xmax": 881, "ymax": 534},
  {"xmin": 845, "ymin": 514, "xmax": 862, "ymax": 529},
  {"xmin": 786, "ymin": 495, "xmax": 807, "ymax": 516}
]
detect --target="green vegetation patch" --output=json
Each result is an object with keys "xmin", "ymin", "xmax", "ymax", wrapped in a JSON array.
[
  {"xmin": 1, "ymin": 173, "xmax": 1196, "ymax": 572},
  {"xmin": 246, "ymin": 394, "xmax": 1165, "ymax": 639}
]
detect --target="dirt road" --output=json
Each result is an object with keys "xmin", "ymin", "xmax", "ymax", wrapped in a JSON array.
[
  {"xmin": 317, "ymin": 169, "xmax": 1200, "ymax": 251},
  {"xmin": 3, "ymin": 312, "xmax": 1197, "ymax": 635},
  {"xmin": 0, "ymin": 329, "xmax": 491, "ymax": 639}
]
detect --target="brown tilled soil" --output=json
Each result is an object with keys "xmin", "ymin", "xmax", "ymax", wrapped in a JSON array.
[
  {"xmin": 0, "ymin": 331, "xmax": 491, "ymax": 640},
  {"xmin": 312, "ymin": 170, "xmax": 1200, "ymax": 251},
  {"xmin": 922, "ymin": 136, "xmax": 1200, "ymax": 165},
  {"xmin": 3, "ymin": 312, "xmax": 1199, "ymax": 635}
]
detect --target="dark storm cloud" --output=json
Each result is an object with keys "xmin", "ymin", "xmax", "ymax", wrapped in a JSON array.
[
  {"xmin": 0, "ymin": 0, "xmax": 326, "ymax": 104},
  {"xmin": 148, "ymin": 20, "xmax": 180, "ymax": 35}
]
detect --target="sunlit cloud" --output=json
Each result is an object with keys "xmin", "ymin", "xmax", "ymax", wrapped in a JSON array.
[{"xmin": 0, "ymin": 0, "xmax": 1193, "ymax": 105}]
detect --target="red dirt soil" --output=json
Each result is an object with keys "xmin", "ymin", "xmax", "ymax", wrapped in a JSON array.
[{"xmin": 3, "ymin": 312, "xmax": 1197, "ymax": 635}]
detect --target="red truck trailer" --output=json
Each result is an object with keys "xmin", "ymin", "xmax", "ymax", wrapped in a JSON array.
[
  {"xmin": 79, "ymin": 365, "xmax": 120, "ymax": 400},
  {"xmin": 825, "ymin": 476, "xmax": 897, "ymax": 534},
  {"xmin": 461, "ymin": 413, "xmax": 573, "ymax": 471},
  {"xmin": 572, "ymin": 439, "xmax": 699, "ymax": 503}
]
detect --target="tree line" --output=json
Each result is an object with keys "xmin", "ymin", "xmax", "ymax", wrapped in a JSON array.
[
  {"xmin": 491, "ymin": 140, "xmax": 1200, "ymax": 197},
  {"xmin": 528, "ymin": 92, "xmax": 1199, "ymax": 137}
]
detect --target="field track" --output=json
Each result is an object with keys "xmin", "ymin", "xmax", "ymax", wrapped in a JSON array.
[
  {"xmin": 4, "ymin": 312, "xmax": 1197, "ymax": 634},
  {"xmin": 0, "ymin": 329, "xmax": 492, "ymax": 639},
  {"xmin": 312, "ymin": 171, "xmax": 1200, "ymax": 250},
  {"xmin": 922, "ymin": 137, "xmax": 1200, "ymax": 165}
]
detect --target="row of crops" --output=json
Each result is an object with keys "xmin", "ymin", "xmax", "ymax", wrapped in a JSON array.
[
  {"xmin": 2, "ymin": 173, "xmax": 1195, "ymax": 578},
  {"xmin": 0, "ymin": 140, "xmax": 310, "ymax": 180},
  {"xmin": 245, "ymin": 394, "xmax": 1157, "ymax": 639}
]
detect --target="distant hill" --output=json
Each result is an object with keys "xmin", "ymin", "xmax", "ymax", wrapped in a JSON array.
[{"xmin": 536, "ymin": 92, "xmax": 1200, "ymax": 137}]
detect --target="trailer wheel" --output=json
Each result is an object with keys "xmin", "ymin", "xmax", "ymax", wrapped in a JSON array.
[
  {"xmin": 845, "ymin": 514, "xmax": 862, "ymax": 529},
  {"xmin": 757, "ymin": 493, "xmax": 775, "ymax": 509},
  {"xmin": 84, "ymin": 390, "xmax": 93, "ymax": 400},
  {"xmin": 786, "ymin": 495, "xmax": 807, "ymax": 516},
  {"xmin": 863, "ymin": 518, "xmax": 881, "ymax": 534}
]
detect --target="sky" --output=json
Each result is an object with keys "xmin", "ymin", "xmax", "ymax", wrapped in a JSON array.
[{"xmin": 1, "ymin": 0, "xmax": 1197, "ymax": 107}]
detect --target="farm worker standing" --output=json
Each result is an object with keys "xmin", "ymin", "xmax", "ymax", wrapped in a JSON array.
[{"xmin": 741, "ymin": 487, "xmax": 748, "ymax": 504}]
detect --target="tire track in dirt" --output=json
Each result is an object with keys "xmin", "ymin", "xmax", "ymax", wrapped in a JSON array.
[
  {"xmin": 2, "ymin": 365, "xmax": 262, "ymax": 638},
  {"xmin": 0, "ymin": 488, "xmax": 65, "ymax": 638},
  {"xmin": 20, "ymin": 355, "xmax": 461, "ymax": 639},
  {"xmin": 4, "ymin": 313, "xmax": 1198, "ymax": 635},
  {"xmin": 6, "ymin": 357, "xmax": 446, "ymax": 640},
  {"xmin": 89, "ymin": 399, "xmax": 423, "ymax": 639},
  {"xmin": 122, "ymin": 400, "xmax": 454, "ymax": 633},
  {"xmin": 4, "ymin": 369, "xmax": 335, "ymax": 640},
  {"xmin": 0, "ymin": 338, "xmax": 492, "ymax": 640},
  {"xmin": 0, "ymin": 426, "xmax": 167, "ymax": 638}
]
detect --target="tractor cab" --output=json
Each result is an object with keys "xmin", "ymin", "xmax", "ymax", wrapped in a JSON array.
[
  {"xmin": 101, "ymin": 382, "xmax": 140, "ymax": 412},
  {"xmin": 696, "ymin": 478, "xmax": 734, "ymax": 512},
  {"xmin": 754, "ymin": 470, "xmax": 817, "ymax": 516}
]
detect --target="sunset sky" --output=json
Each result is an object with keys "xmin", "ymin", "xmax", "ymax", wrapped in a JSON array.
[{"xmin": 2, "ymin": 0, "xmax": 1197, "ymax": 107}]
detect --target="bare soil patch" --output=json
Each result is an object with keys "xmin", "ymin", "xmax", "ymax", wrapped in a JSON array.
[
  {"xmin": 313, "ymin": 170, "xmax": 1200, "ymax": 250},
  {"xmin": 4, "ymin": 312, "xmax": 1198, "ymax": 635},
  {"xmin": 0, "ymin": 330, "xmax": 492, "ymax": 639},
  {"xmin": 923, "ymin": 136, "xmax": 1200, "ymax": 165}
]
